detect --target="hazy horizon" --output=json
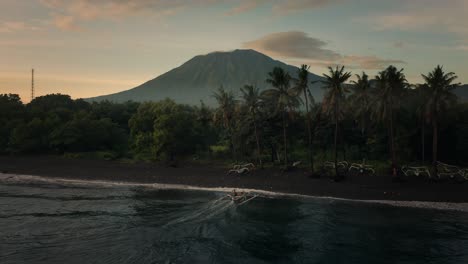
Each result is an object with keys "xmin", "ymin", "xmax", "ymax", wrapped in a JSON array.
[{"xmin": 1, "ymin": 0, "xmax": 467, "ymax": 102}]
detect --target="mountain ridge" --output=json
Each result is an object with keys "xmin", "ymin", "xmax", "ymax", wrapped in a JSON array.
[
  {"xmin": 87, "ymin": 49, "xmax": 324, "ymax": 105},
  {"xmin": 455, "ymin": 84, "xmax": 468, "ymax": 102}
]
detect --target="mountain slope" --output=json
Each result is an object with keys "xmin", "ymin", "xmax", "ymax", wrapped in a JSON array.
[
  {"xmin": 88, "ymin": 49, "xmax": 324, "ymax": 105},
  {"xmin": 455, "ymin": 84, "xmax": 468, "ymax": 102}
]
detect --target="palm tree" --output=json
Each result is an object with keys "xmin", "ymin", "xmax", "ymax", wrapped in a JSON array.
[
  {"xmin": 321, "ymin": 66, "xmax": 352, "ymax": 179},
  {"xmin": 351, "ymin": 72, "xmax": 372, "ymax": 135},
  {"xmin": 350, "ymin": 72, "xmax": 372, "ymax": 160},
  {"xmin": 373, "ymin": 66, "xmax": 407, "ymax": 176},
  {"xmin": 263, "ymin": 67, "xmax": 299, "ymax": 167},
  {"xmin": 414, "ymin": 84, "xmax": 429, "ymax": 163},
  {"xmin": 422, "ymin": 66, "xmax": 459, "ymax": 174},
  {"xmin": 293, "ymin": 64, "xmax": 315, "ymax": 171},
  {"xmin": 241, "ymin": 85, "xmax": 263, "ymax": 167},
  {"xmin": 212, "ymin": 86, "xmax": 237, "ymax": 159}
]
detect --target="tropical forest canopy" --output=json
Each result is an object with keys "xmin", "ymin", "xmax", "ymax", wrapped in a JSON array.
[{"xmin": 1, "ymin": 65, "xmax": 467, "ymax": 173}]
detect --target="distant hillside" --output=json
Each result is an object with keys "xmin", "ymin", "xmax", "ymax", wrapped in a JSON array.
[
  {"xmin": 88, "ymin": 49, "xmax": 324, "ymax": 105},
  {"xmin": 455, "ymin": 84, "xmax": 468, "ymax": 102}
]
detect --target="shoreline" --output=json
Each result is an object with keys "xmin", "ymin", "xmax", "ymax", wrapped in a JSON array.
[
  {"xmin": 1, "ymin": 155, "xmax": 468, "ymax": 204},
  {"xmin": 2, "ymin": 172, "xmax": 468, "ymax": 212}
]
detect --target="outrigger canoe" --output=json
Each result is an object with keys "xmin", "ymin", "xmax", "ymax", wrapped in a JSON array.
[{"xmin": 227, "ymin": 192, "xmax": 258, "ymax": 206}]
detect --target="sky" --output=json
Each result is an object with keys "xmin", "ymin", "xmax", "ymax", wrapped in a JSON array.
[{"xmin": 1, "ymin": 0, "xmax": 467, "ymax": 102}]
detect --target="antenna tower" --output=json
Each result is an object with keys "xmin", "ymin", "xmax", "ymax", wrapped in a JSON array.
[{"xmin": 31, "ymin": 68, "xmax": 34, "ymax": 101}]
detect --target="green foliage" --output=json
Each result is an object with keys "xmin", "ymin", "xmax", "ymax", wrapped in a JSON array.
[
  {"xmin": 263, "ymin": 66, "xmax": 300, "ymax": 166},
  {"xmin": 9, "ymin": 118, "xmax": 51, "ymax": 153},
  {"xmin": 321, "ymin": 66, "xmax": 352, "ymax": 118},
  {"xmin": 321, "ymin": 66, "xmax": 352, "ymax": 178},
  {"xmin": 1, "ymin": 94, "xmax": 128, "ymax": 157},
  {"xmin": 209, "ymin": 145, "xmax": 230, "ymax": 159},
  {"xmin": 152, "ymin": 100, "xmax": 200, "ymax": 160},
  {"xmin": 50, "ymin": 116, "xmax": 127, "ymax": 153},
  {"xmin": 1, "ymin": 63, "xmax": 467, "ymax": 170},
  {"xmin": 129, "ymin": 99, "xmax": 204, "ymax": 161},
  {"xmin": 0, "ymin": 94, "xmax": 25, "ymax": 152}
]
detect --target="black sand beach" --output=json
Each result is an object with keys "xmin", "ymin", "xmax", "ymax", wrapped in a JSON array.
[{"xmin": 0, "ymin": 155, "xmax": 467, "ymax": 203}]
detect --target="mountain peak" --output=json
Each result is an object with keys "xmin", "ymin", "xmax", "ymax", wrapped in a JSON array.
[
  {"xmin": 88, "ymin": 49, "xmax": 323, "ymax": 105},
  {"xmin": 206, "ymin": 49, "xmax": 264, "ymax": 55}
]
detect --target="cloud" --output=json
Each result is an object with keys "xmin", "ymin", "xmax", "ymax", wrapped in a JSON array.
[
  {"xmin": 40, "ymin": 0, "xmax": 207, "ymax": 20},
  {"xmin": 53, "ymin": 15, "xmax": 82, "ymax": 31},
  {"xmin": 305, "ymin": 56, "xmax": 406, "ymax": 70},
  {"xmin": 225, "ymin": 1, "xmax": 265, "ymax": 16},
  {"xmin": 0, "ymin": 21, "xmax": 41, "ymax": 33},
  {"xmin": 362, "ymin": 0, "xmax": 468, "ymax": 45},
  {"xmin": 243, "ymin": 31, "xmax": 341, "ymax": 61},
  {"xmin": 38, "ymin": 0, "xmax": 346, "ymax": 30},
  {"xmin": 341, "ymin": 55, "xmax": 406, "ymax": 70},
  {"xmin": 39, "ymin": 0, "xmax": 218, "ymax": 30},
  {"xmin": 272, "ymin": 0, "xmax": 345, "ymax": 14},
  {"xmin": 368, "ymin": 14, "xmax": 435, "ymax": 32},
  {"xmin": 393, "ymin": 41, "xmax": 404, "ymax": 49},
  {"xmin": 244, "ymin": 31, "xmax": 405, "ymax": 70}
]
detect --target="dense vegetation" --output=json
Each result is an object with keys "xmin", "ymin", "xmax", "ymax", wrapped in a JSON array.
[{"xmin": 1, "ymin": 65, "xmax": 467, "ymax": 175}]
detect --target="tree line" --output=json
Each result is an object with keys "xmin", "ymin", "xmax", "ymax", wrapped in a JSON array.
[{"xmin": 0, "ymin": 65, "xmax": 467, "ymax": 176}]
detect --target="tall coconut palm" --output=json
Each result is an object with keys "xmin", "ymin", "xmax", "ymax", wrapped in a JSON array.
[
  {"xmin": 263, "ymin": 67, "xmax": 299, "ymax": 167},
  {"xmin": 414, "ymin": 84, "xmax": 430, "ymax": 163},
  {"xmin": 373, "ymin": 66, "xmax": 407, "ymax": 175},
  {"xmin": 422, "ymin": 66, "xmax": 459, "ymax": 174},
  {"xmin": 241, "ymin": 85, "xmax": 263, "ymax": 167},
  {"xmin": 350, "ymin": 72, "xmax": 372, "ymax": 160},
  {"xmin": 351, "ymin": 72, "xmax": 372, "ymax": 136},
  {"xmin": 212, "ymin": 86, "xmax": 237, "ymax": 159},
  {"xmin": 321, "ymin": 66, "xmax": 352, "ymax": 179},
  {"xmin": 293, "ymin": 64, "xmax": 315, "ymax": 171}
]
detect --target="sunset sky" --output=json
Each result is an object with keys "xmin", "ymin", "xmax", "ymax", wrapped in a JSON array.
[{"xmin": 1, "ymin": 0, "xmax": 467, "ymax": 102}]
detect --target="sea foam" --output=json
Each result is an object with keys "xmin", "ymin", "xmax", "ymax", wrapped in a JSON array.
[{"xmin": 1, "ymin": 173, "xmax": 467, "ymax": 213}]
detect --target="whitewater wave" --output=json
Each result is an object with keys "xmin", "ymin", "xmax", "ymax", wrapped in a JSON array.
[{"xmin": 1, "ymin": 173, "xmax": 468, "ymax": 213}]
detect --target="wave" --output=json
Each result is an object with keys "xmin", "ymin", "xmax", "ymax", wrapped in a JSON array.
[
  {"xmin": 1, "ymin": 173, "xmax": 468, "ymax": 213},
  {"xmin": 164, "ymin": 197, "xmax": 233, "ymax": 227}
]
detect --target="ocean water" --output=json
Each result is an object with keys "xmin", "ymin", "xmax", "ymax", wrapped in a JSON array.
[{"xmin": 1, "ymin": 179, "xmax": 468, "ymax": 264}]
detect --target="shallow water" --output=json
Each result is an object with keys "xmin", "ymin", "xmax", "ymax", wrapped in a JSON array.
[{"xmin": 1, "ymin": 180, "xmax": 468, "ymax": 264}]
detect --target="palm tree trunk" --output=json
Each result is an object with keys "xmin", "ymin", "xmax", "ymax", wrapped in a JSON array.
[
  {"xmin": 432, "ymin": 115, "xmax": 438, "ymax": 175},
  {"xmin": 340, "ymin": 123, "xmax": 346, "ymax": 160},
  {"xmin": 304, "ymin": 90, "xmax": 313, "ymax": 171},
  {"xmin": 271, "ymin": 145, "xmax": 276, "ymax": 163},
  {"xmin": 334, "ymin": 101, "xmax": 339, "ymax": 179},
  {"xmin": 227, "ymin": 122, "xmax": 236, "ymax": 162},
  {"xmin": 421, "ymin": 115, "xmax": 425, "ymax": 163},
  {"xmin": 252, "ymin": 111, "xmax": 262, "ymax": 168},
  {"xmin": 310, "ymin": 109, "xmax": 321, "ymax": 168},
  {"xmin": 282, "ymin": 109, "xmax": 288, "ymax": 167},
  {"xmin": 390, "ymin": 109, "xmax": 396, "ymax": 176},
  {"xmin": 361, "ymin": 99, "xmax": 368, "ymax": 159}
]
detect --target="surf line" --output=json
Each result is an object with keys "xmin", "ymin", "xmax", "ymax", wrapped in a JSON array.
[{"xmin": 2, "ymin": 173, "xmax": 468, "ymax": 213}]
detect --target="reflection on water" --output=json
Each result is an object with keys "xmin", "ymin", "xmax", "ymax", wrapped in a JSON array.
[{"xmin": 1, "ymin": 181, "xmax": 468, "ymax": 264}]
